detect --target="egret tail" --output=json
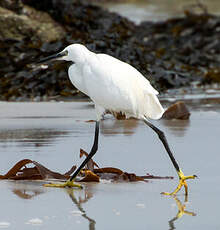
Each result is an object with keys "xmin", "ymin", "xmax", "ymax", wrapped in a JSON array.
[{"xmin": 144, "ymin": 93, "xmax": 164, "ymax": 120}]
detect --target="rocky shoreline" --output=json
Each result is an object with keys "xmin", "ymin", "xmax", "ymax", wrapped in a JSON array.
[{"xmin": 1, "ymin": 0, "xmax": 220, "ymax": 101}]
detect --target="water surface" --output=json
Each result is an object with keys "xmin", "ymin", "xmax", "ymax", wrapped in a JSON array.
[
  {"xmin": 95, "ymin": 0, "xmax": 220, "ymax": 24},
  {"xmin": 0, "ymin": 99, "xmax": 219, "ymax": 229}
]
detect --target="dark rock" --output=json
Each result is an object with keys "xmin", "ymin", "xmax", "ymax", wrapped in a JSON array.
[
  {"xmin": 0, "ymin": 5, "xmax": 66, "ymax": 43},
  {"xmin": 162, "ymin": 101, "xmax": 190, "ymax": 120},
  {"xmin": 0, "ymin": 0, "xmax": 23, "ymax": 14},
  {"xmin": 0, "ymin": 0, "xmax": 220, "ymax": 101}
]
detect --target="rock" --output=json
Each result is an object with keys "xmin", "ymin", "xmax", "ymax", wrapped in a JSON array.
[
  {"xmin": 162, "ymin": 101, "xmax": 190, "ymax": 120},
  {"xmin": 1, "ymin": 0, "xmax": 220, "ymax": 101},
  {"xmin": 0, "ymin": 5, "xmax": 66, "ymax": 43},
  {"xmin": 0, "ymin": 0, "xmax": 23, "ymax": 14}
]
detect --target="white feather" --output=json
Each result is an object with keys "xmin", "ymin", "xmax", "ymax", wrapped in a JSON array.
[{"xmin": 66, "ymin": 44, "xmax": 164, "ymax": 120}]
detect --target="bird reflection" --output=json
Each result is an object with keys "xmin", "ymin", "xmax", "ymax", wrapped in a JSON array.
[
  {"xmin": 9, "ymin": 182, "xmax": 196, "ymax": 230},
  {"xmin": 100, "ymin": 118, "xmax": 139, "ymax": 136},
  {"xmin": 10, "ymin": 182, "xmax": 96, "ymax": 230},
  {"xmin": 168, "ymin": 195, "xmax": 196, "ymax": 230},
  {"xmin": 66, "ymin": 187, "xmax": 96, "ymax": 230}
]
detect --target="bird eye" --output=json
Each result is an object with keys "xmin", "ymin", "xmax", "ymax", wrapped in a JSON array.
[{"xmin": 64, "ymin": 50, "xmax": 68, "ymax": 56}]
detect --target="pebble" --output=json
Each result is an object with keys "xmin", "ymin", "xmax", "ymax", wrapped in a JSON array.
[
  {"xmin": 0, "ymin": 222, "xmax": 10, "ymax": 228},
  {"xmin": 26, "ymin": 218, "xmax": 43, "ymax": 225},
  {"xmin": 70, "ymin": 210, "xmax": 83, "ymax": 216}
]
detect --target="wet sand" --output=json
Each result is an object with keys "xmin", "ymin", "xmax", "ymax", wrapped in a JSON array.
[{"xmin": 0, "ymin": 99, "xmax": 220, "ymax": 229}]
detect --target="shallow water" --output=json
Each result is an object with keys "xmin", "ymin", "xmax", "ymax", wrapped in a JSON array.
[
  {"xmin": 96, "ymin": 0, "xmax": 220, "ymax": 24},
  {"xmin": 0, "ymin": 99, "xmax": 220, "ymax": 229}
]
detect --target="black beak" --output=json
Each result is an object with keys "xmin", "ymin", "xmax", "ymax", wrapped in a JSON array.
[{"xmin": 37, "ymin": 50, "xmax": 67, "ymax": 64}]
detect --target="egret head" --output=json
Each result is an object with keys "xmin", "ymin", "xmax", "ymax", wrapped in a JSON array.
[{"xmin": 37, "ymin": 44, "xmax": 89, "ymax": 64}]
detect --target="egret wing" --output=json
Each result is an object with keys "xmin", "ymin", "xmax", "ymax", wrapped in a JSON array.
[{"xmin": 86, "ymin": 53, "xmax": 164, "ymax": 119}]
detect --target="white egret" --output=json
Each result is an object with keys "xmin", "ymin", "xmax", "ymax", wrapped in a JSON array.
[{"xmin": 38, "ymin": 44, "xmax": 196, "ymax": 195}]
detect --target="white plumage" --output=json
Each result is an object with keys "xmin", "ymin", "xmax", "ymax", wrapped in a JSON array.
[
  {"xmin": 39, "ymin": 43, "xmax": 196, "ymax": 194},
  {"xmin": 63, "ymin": 44, "xmax": 164, "ymax": 120}
]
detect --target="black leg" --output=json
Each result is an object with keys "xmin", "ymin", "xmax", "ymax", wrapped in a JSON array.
[
  {"xmin": 143, "ymin": 118, "xmax": 180, "ymax": 172},
  {"xmin": 143, "ymin": 117, "xmax": 196, "ymax": 195},
  {"xmin": 70, "ymin": 121, "xmax": 100, "ymax": 181}
]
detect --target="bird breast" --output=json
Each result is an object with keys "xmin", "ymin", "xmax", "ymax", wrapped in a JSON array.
[{"xmin": 68, "ymin": 53, "xmax": 164, "ymax": 120}]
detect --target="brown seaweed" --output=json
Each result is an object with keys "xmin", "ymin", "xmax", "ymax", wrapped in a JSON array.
[{"xmin": 0, "ymin": 149, "xmax": 173, "ymax": 183}]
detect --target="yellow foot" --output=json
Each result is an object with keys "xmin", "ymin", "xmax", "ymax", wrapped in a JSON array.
[
  {"xmin": 43, "ymin": 180, "xmax": 83, "ymax": 189},
  {"xmin": 161, "ymin": 170, "xmax": 197, "ymax": 196}
]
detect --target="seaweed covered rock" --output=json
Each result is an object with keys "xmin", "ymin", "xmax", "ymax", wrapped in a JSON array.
[
  {"xmin": 0, "ymin": 4, "xmax": 65, "ymax": 43},
  {"xmin": 136, "ymin": 10, "xmax": 220, "ymax": 87},
  {"xmin": 0, "ymin": 0, "xmax": 23, "ymax": 13},
  {"xmin": 1, "ymin": 0, "xmax": 220, "ymax": 101}
]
